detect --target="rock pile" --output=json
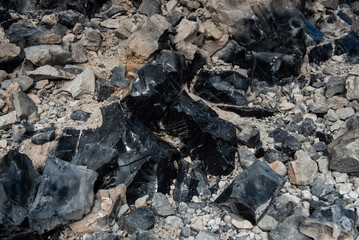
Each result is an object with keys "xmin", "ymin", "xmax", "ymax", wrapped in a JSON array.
[{"xmin": 1, "ymin": 0, "xmax": 359, "ymax": 239}]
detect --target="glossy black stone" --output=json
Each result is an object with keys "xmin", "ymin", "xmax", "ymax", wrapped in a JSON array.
[
  {"xmin": 299, "ymin": 118, "xmax": 316, "ymax": 137},
  {"xmin": 163, "ymin": 91, "xmax": 237, "ymax": 176},
  {"xmin": 215, "ymin": 161, "xmax": 285, "ymax": 224},
  {"xmin": 213, "ymin": 40, "xmax": 247, "ymax": 67},
  {"xmin": 0, "ymin": 151, "xmax": 40, "ymax": 232},
  {"xmin": 96, "ymin": 78, "xmax": 115, "ymax": 101},
  {"xmin": 174, "ymin": 160, "xmax": 211, "ymax": 203},
  {"xmin": 0, "ymin": 8, "xmax": 11, "ymax": 23},
  {"xmin": 121, "ymin": 50, "xmax": 185, "ymax": 130},
  {"xmin": 264, "ymin": 149, "xmax": 289, "ymax": 164},
  {"xmin": 31, "ymin": 130, "xmax": 56, "ymax": 145},
  {"xmin": 217, "ymin": 105, "xmax": 276, "ymax": 118},
  {"xmin": 58, "ymin": 10, "xmax": 81, "ymax": 28},
  {"xmin": 269, "ymin": 128, "xmax": 301, "ymax": 156},
  {"xmin": 53, "ymin": 127, "xmax": 80, "ymax": 162},
  {"xmin": 308, "ymin": 43, "xmax": 333, "ymax": 65},
  {"xmin": 334, "ymin": 34, "xmax": 359, "ymax": 55},
  {"xmin": 5, "ymin": 27, "xmax": 41, "ymax": 49},
  {"xmin": 304, "ymin": 19, "xmax": 324, "ymax": 43},
  {"xmin": 28, "ymin": 157, "xmax": 97, "ymax": 233},
  {"xmin": 77, "ymin": 103, "xmax": 180, "ymax": 204},
  {"xmin": 118, "ymin": 206, "xmax": 155, "ymax": 234},
  {"xmin": 70, "ymin": 109, "xmax": 91, "ymax": 122},
  {"xmin": 193, "ymin": 70, "xmax": 249, "ymax": 105}
]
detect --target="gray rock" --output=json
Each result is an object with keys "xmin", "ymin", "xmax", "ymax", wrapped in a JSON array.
[
  {"xmin": 111, "ymin": 66, "xmax": 129, "ymax": 88},
  {"xmin": 164, "ymin": 216, "xmax": 183, "ymax": 231},
  {"xmin": 115, "ymin": 19, "xmax": 136, "ymax": 40},
  {"xmin": 299, "ymin": 118, "xmax": 315, "ymax": 137},
  {"xmin": 238, "ymin": 125, "xmax": 260, "ymax": 148},
  {"xmin": 28, "ymin": 65, "xmax": 75, "ymax": 81},
  {"xmin": 70, "ymin": 42, "xmax": 88, "ymax": 63},
  {"xmin": 31, "ymin": 131, "xmax": 56, "ymax": 145},
  {"xmin": 326, "ymin": 76, "xmax": 345, "ymax": 98},
  {"xmin": 328, "ymin": 129, "xmax": 359, "ymax": 173},
  {"xmin": 24, "ymin": 45, "xmax": 70, "ymax": 66},
  {"xmin": 83, "ymin": 231, "xmax": 118, "ymax": 240},
  {"xmin": 81, "ymin": 28, "xmax": 102, "ymax": 52},
  {"xmin": 96, "ymin": 78, "xmax": 115, "ymax": 101},
  {"xmin": 138, "ymin": 0, "xmax": 162, "ymax": 17},
  {"xmin": 152, "ymin": 192, "xmax": 175, "ymax": 217},
  {"xmin": 288, "ymin": 150, "xmax": 318, "ymax": 186},
  {"xmin": 166, "ymin": 11, "xmax": 184, "ymax": 27},
  {"xmin": 180, "ymin": 226, "xmax": 191, "ymax": 237},
  {"xmin": 11, "ymin": 90, "xmax": 38, "ymax": 119},
  {"xmin": 0, "ymin": 43, "xmax": 21, "ymax": 64},
  {"xmin": 215, "ymin": 161, "xmax": 285, "ymax": 224},
  {"xmin": 17, "ymin": 75, "xmax": 34, "ymax": 92},
  {"xmin": 131, "ymin": 229, "xmax": 155, "ymax": 240},
  {"xmin": 238, "ymin": 148, "xmax": 258, "ymax": 169},
  {"xmin": 12, "ymin": 122, "xmax": 34, "ymax": 142},
  {"xmin": 70, "ymin": 110, "xmax": 91, "ymax": 122},
  {"xmin": 346, "ymin": 76, "xmax": 359, "ymax": 100},
  {"xmin": 64, "ymin": 65, "xmax": 85, "ymax": 75},
  {"xmin": 336, "ymin": 107, "xmax": 355, "ymax": 120},
  {"xmin": 310, "ymin": 178, "xmax": 335, "ymax": 198},
  {"xmin": 269, "ymin": 215, "xmax": 311, "ymax": 240},
  {"xmin": 0, "ymin": 70, "xmax": 7, "ymax": 83},
  {"xmin": 62, "ymin": 67, "xmax": 95, "ymax": 99},
  {"xmin": 322, "ymin": 0, "xmax": 339, "ymax": 10},
  {"xmin": 308, "ymin": 103, "xmax": 328, "ymax": 114},
  {"xmin": 257, "ymin": 214, "xmax": 278, "ymax": 231},
  {"xmin": 196, "ymin": 230, "xmax": 220, "ymax": 240},
  {"xmin": 299, "ymin": 204, "xmax": 358, "ymax": 239},
  {"xmin": 28, "ymin": 157, "xmax": 97, "ymax": 233},
  {"xmin": 118, "ymin": 206, "xmax": 156, "ymax": 234},
  {"xmin": 174, "ymin": 19, "xmax": 198, "ymax": 44},
  {"xmin": 264, "ymin": 149, "xmax": 289, "ymax": 164},
  {"xmin": 0, "ymin": 111, "xmax": 17, "ymax": 130}
]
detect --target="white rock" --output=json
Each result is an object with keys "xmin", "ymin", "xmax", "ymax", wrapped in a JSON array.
[
  {"xmin": 62, "ymin": 67, "xmax": 95, "ymax": 99},
  {"xmin": 232, "ymin": 219, "xmax": 253, "ymax": 229},
  {"xmin": 346, "ymin": 76, "xmax": 359, "ymax": 100}
]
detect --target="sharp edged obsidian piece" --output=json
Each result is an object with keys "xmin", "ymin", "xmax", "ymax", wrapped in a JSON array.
[
  {"xmin": 308, "ymin": 43, "xmax": 333, "ymax": 65},
  {"xmin": 174, "ymin": 160, "xmax": 211, "ymax": 202},
  {"xmin": 193, "ymin": 70, "xmax": 249, "ymax": 105},
  {"xmin": 163, "ymin": 91, "xmax": 237, "ymax": 176},
  {"xmin": 121, "ymin": 50, "xmax": 186, "ymax": 130},
  {"xmin": 217, "ymin": 105, "xmax": 276, "ymax": 118},
  {"xmin": 215, "ymin": 161, "xmax": 285, "ymax": 224},
  {"xmin": 334, "ymin": 34, "xmax": 359, "ymax": 56},
  {"xmin": 28, "ymin": 157, "xmax": 98, "ymax": 233},
  {"xmin": 54, "ymin": 127, "xmax": 80, "ymax": 162},
  {"xmin": 0, "ymin": 151, "xmax": 40, "ymax": 232},
  {"xmin": 76, "ymin": 102, "xmax": 180, "ymax": 204}
]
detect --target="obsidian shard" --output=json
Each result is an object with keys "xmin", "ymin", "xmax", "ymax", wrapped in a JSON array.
[
  {"xmin": 193, "ymin": 70, "xmax": 249, "ymax": 105},
  {"xmin": 0, "ymin": 151, "xmax": 40, "ymax": 232},
  {"xmin": 121, "ymin": 50, "xmax": 186, "ymax": 130},
  {"xmin": 163, "ymin": 91, "xmax": 237, "ymax": 176},
  {"xmin": 215, "ymin": 161, "xmax": 285, "ymax": 224},
  {"xmin": 28, "ymin": 157, "xmax": 97, "ymax": 233},
  {"xmin": 74, "ymin": 102, "xmax": 180, "ymax": 204}
]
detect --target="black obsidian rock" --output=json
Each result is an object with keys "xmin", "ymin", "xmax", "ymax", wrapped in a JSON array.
[
  {"xmin": 217, "ymin": 105, "xmax": 276, "ymax": 118},
  {"xmin": 334, "ymin": 34, "xmax": 359, "ymax": 55},
  {"xmin": 77, "ymin": 103, "xmax": 180, "ymax": 204},
  {"xmin": 238, "ymin": 125, "xmax": 261, "ymax": 149},
  {"xmin": 58, "ymin": 10, "xmax": 81, "ymax": 28},
  {"xmin": 5, "ymin": 27, "xmax": 41, "ymax": 49},
  {"xmin": 70, "ymin": 109, "xmax": 91, "ymax": 122},
  {"xmin": 111, "ymin": 66, "xmax": 129, "ymax": 88},
  {"xmin": 54, "ymin": 127, "xmax": 80, "ymax": 162},
  {"xmin": 163, "ymin": 91, "xmax": 237, "ymax": 176},
  {"xmin": 174, "ymin": 160, "xmax": 211, "ymax": 203},
  {"xmin": 96, "ymin": 78, "xmax": 115, "ymax": 101},
  {"xmin": 121, "ymin": 50, "xmax": 185, "ymax": 130},
  {"xmin": 193, "ymin": 70, "xmax": 249, "ymax": 105},
  {"xmin": 308, "ymin": 43, "xmax": 333, "ymax": 65},
  {"xmin": 166, "ymin": 10, "xmax": 184, "ymax": 27},
  {"xmin": 28, "ymin": 157, "xmax": 97, "ymax": 233},
  {"xmin": 304, "ymin": 19, "xmax": 324, "ymax": 44},
  {"xmin": 299, "ymin": 118, "xmax": 316, "ymax": 137},
  {"xmin": 31, "ymin": 130, "xmax": 56, "ymax": 145},
  {"xmin": 213, "ymin": 40, "xmax": 247, "ymax": 67},
  {"xmin": 0, "ymin": 151, "xmax": 40, "ymax": 232},
  {"xmin": 215, "ymin": 161, "xmax": 285, "ymax": 224},
  {"xmin": 118, "ymin": 206, "xmax": 155, "ymax": 234},
  {"xmin": 269, "ymin": 128, "xmax": 301, "ymax": 156},
  {"xmin": 0, "ymin": 8, "xmax": 11, "ymax": 23}
]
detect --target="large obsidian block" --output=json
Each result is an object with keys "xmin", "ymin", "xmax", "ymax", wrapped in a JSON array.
[
  {"xmin": 163, "ymin": 92, "xmax": 237, "ymax": 176},
  {"xmin": 0, "ymin": 151, "xmax": 40, "ymax": 232},
  {"xmin": 75, "ymin": 103, "xmax": 180, "ymax": 204},
  {"xmin": 193, "ymin": 70, "xmax": 249, "ymax": 105},
  {"xmin": 121, "ymin": 50, "xmax": 185, "ymax": 130},
  {"xmin": 308, "ymin": 43, "xmax": 333, "ymax": 65},
  {"xmin": 28, "ymin": 157, "xmax": 97, "ymax": 233},
  {"xmin": 215, "ymin": 161, "xmax": 284, "ymax": 224},
  {"xmin": 334, "ymin": 34, "xmax": 359, "ymax": 55}
]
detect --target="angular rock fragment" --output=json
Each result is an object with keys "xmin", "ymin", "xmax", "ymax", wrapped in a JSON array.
[
  {"xmin": 326, "ymin": 76, "xmax": 345, "ymax": 98},
  {"xmin": 299, "ymin": 118, "xmax": 315, "ymax": 137},
  {"xmin": 304, "ymin": 19, "xmax": 324, "ymax": 44},
  {"xmin": 328, "ymin": 129, "xmax": 359, "ymax": 174},
  {"xmin": 288, "ymin": 150, "xmax": 318, "ymax": 186},
  {"xmin": 118, "ymin": 206, "xmax": 155, "ymax": 234},
  {"xmin": 163, "ymin": 92, "xmax": 237, "ymax": 176},
  {"xmin": 308, "ymin": 43, "xmax": 333, "ymax": 65},
  {"xmin": 166, "ymin": 11, "xmax": 184, "ymax": 27},
  {"xmin": 62, "ymin": 67, "xmax": 95, "ymax": 99},
  {"xmin": 299, "ymin": 204, "xmax": 358, "ymax": 240},
  {"xmin": 131, "ymin": 229, "xmax": 155, "ymax": 240},
  {"xmin": 334, "ymin": 34, "xmax": 359, "ymax": 55},
  {"xmin": 264, "ymin": 149, "xmax": 289, "ymax": 164},
  {"xmin": 269, "ymin": 215, "xmax": 311, "ymax": 240},
  {"xmin": 58, "ymin": 10, "xmax": 81, "ymax": 28},
  {"xmin": 11, "ymin": 90, "xmax": 38, "ymax": 119},
  {"xmin": 213, "ymin": 40, "xmax": 247, "ymax": 66},
  {"xmin": 0, "ymin": 43, "xmax": 22, "ymax": 72},
  {"xmin": 28, "ymin": 157, "xmax": 97, "ymax": 233},
  {"xmin": 151, "ymin": 192, "xmax": 175, "ymax": 217},
  {"xmin": 138, "ymin": 0, "xmax": 162, "ymax": 17},
  {"xmin": 54, "ymin": 127, "xmax": 81, "ymax": 162},
  {"xmin": 0, "ymin": 151, "xmax": 40, "ymax": 231},
  {"xmin": 24, "ymin": 45, "xmax": 70, "ymax": 66},
  {"xmin": 96, "ymin": 78, "xmax": 115, "ymax": 101},
  {"xmin": 217, "ymin": 105, "xmax": 276, "ymax": 118},
  {"xmin": 174, "ymin": 160, "xmax": 211, "ymax": 202},
  {"xmin": 238, "ymin": 125, "xmax": 260, "ymax": 149},
  {"xmin": 193, "ymin": 70, "xmax": 249, "ymax": 105},
  {"xmin": 70, "ymin": 109, "xmax": 91, "ymax": 122},
  {"xmin": 121, "ymin": 50, "xmax": 185, "ymax": 130},
  {"xmin": 111, "ymin": 66, "xmax": 129, "ymax": 88},
  {"xmin": 81, "ymin": 28, "xmax": 102, "ymax": 52},
  {"xmin": 12, "ymin": 122, "xmax": 35, "ymax": 142},
  {"xmin": 28, "ymin": 65, "xmax": 75, "ymax": 81},
  {"xmin": 69, "ymin": 184, "xmax": 126, "ymax": 234},
  {"xmin": 70, "ymin": 42, "xmax": 88, "ymax": 63},
  {"xmin": 215, "ymin": 161, "xmax": 285, "ymax": 224},
  {"xmin": 238, "ymin": 148, "xmax": 258, "ymax": 169},
  {"xmin": 31, "ymin": 130, "xmax": 56, "ymax": 145},
  {"xmin": 16, "ymin": 75, "xmax": 34, "ymax": 92},
  {"xmin": 76, "ymin": 103, "xmax": 179, "ymax": 204}
]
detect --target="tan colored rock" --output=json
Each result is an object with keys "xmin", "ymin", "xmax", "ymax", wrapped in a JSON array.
[
  {"xmin": 20, "ymin": 140, "xmax": 58, "ymax": 169},
  {"xmin": 232, "ymin": 219, "xmax": 253, "ymax": 229},
  {"xmin": 203, "ymin": 21, "xmax": 223, "ymax": 40},
  {"xmin": 0, "ymin": 139, "xmax": 7, "ymax": 148},
  {"xmin": 175, "ymin": 41, "xmax": 197, "ymax": 60},
  {"xmin": 42, "ymin": 13, "xmax": 58, "ymax": 25},
  {"xmin": 69, "ymin": 184, "xmax": 127, "ymax": 234},
  {"xmin": 62, "ymin": 68, "xmax": 96, "ymax": 99},
  {"xmin": 288, "ymin": 150, "xmax": 318, "ymax": 186},
  {"xmin": 0, "ymin": 111, "xmax": 17, "ymax": 129},
  {"xmin": 269, "ymin": 161, "xmax": 287, "ymax": 177},
  {"xmin": 27, "ymin": 93, "xmax": 41, "ymax": 105},
  {"xmin": 0, "ymin": 43, "xmax": 21, "ymax": 63},
  {"xmin": 174, "ymin": 19, "xmax": 198, "ymax": 44},
  {"xmin": 101, "ymin": 19, "xmax": 121, "ymax": 29},
  {"xmin": 0, "ymin": 70, "xmax": 7, "ymax": 83},
  {"xmin": 135, "ymin": 195, "xmax": 148, "ymax": 208}
]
